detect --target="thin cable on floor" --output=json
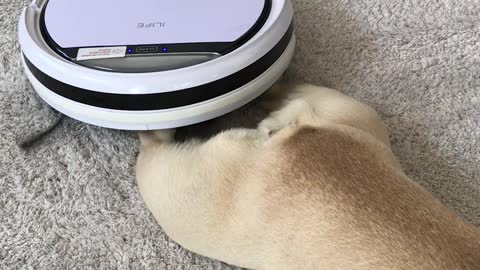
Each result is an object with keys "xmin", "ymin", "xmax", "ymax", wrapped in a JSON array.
[{"xmin": 17, "ymin": 112, "xmax": 64, "ymax": 149}]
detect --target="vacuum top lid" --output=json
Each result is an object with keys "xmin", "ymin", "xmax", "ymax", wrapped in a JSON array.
[{"xmin": 43, "ymin": 0, "xmax": 267, "ymax": 49}]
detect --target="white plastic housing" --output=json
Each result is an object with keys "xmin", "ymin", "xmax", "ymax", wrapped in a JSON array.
[
  {"xmin": 18, "ymin": 0, "xmax": 295, "ymax": 130},
  {"xmin": 22, "ymin": 37, "xmax": 295, "ymax": 130}
]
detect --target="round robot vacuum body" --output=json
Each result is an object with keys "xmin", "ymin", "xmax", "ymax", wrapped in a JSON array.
[{"xmin": 18, "ymin": 0, "xmax": 295, "ymax": 130}]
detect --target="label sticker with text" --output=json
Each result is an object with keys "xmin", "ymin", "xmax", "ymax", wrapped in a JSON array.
[{"xmin": 77, "ymin": 46, "xmax": 127, "ymax": 61}]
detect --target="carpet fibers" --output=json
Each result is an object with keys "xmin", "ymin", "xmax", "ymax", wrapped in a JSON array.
[{"xmin": 1, "ymin": 0, "xmax": 479, "ymax": 269}]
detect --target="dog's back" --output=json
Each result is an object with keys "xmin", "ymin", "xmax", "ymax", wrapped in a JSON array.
[{"xmin": 241, "ymin": 125, "xmax": 480, "ymax": 269}]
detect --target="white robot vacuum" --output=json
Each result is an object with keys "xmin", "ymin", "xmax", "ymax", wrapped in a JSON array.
[{"xmin": 18, "ymin": 0, "xmax": 295, "ymax": 130}]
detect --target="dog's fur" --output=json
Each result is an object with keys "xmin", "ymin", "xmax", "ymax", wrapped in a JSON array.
[{"xmin": 136, "ymin": 84, "xmax": 480, "ymax": 269}]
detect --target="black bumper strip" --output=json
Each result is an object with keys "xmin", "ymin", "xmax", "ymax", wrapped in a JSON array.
[{"xmin": 24, "ymin": 23, "xmax": 293, "ymax": 111}]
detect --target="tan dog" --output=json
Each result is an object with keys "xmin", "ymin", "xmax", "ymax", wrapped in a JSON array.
[{"xmin": 136, "ymin": 84, "xmax": 480, "ymax": 269}]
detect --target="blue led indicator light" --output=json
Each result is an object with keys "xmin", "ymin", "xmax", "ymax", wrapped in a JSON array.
[{"xmin": 162, "ymin": 47, "xmax": 168, "ymax": 52}]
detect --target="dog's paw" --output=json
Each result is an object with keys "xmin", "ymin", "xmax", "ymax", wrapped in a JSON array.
[
  {"xmin": 258, "ymin": 118, "xmax": 296, "ymax": 138},
  {"xmin": 258, "ymin": 120, "xmax": 278, "ymax": 138},
  {"xmin": 152, "ymin": 129, "xmax": 176, "ymax": 142},
  {"xmin": 139, "ymin": 129, "xmax": 176, "ymax": 147}
]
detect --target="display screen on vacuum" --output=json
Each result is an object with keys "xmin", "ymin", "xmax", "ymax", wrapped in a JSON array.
[{"xmin": 43, "ymin": 0, "xmax": 267, "ymax": 48}]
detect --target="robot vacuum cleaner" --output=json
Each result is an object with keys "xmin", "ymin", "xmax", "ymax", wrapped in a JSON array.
[{"xmin": 18, "ymin": 0, "xmax": 295, "ymax": 130}]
